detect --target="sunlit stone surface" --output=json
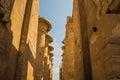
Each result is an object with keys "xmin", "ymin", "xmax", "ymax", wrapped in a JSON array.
[
  {"xmin": 0, "ymin": 0, "xmax": 53, "ymax": 80},
  {"xmin": 61, "ymin": 0, "xmax": 120, "ymax": 80}
]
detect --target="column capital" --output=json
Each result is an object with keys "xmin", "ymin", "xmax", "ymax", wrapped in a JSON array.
[
  {"xmin": 49, "ymin": 52, "xmax": 54, "ymax": 58},
  {"xmin": 39, "ymin": 17, "xmax": 52, "ymax": 33},
  {"xmin": 48, "ymin": 45, "xmax": 54, "ymax": 52},
  {"xmin": 45, "ymin": 34, "xmax": 53, "ymax": 46}
]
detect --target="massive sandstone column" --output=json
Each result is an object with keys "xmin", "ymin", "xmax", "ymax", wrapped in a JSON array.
[
  {"xmin": 61, "ymin": 46, "xmax": 65, "ymax": 80},
  {"xmin": 13, "ymin": 0, "xmax": 40, "ymax": 80},
  {"xmin": 62, "ymin": 0, "xmax": 120, "ymax": 80},
  {"xmin": 48, "ymin": 45, "xmax": 54, "ymax": 80},
  {"xmin": 44, "ymin": 34, "xmax": 53, "ymax": 80},
  {"xmin": 61, "ymin": 17, "xmax": 75, "ymax": 80},
  {"xmin": 74, "ymin": 0, "xmax": 120, "ymax": 79},
  {"xmin": 72, "ymin": 0, "xmax": 84, "ymax": 79},
  {"xmin": 77, "ymin": 0, "xmax": 120, "ymax": 80},
  {"xmin": 49, "ymin": 52, "xmax": 53, "ymax": 80},
  {"xmin": 0, "ymin": 0, "xmax": 54, "ymax": 80},
  {"xmin": 34, "ymin": 17, "xmax": 52, "ymax": 80}
]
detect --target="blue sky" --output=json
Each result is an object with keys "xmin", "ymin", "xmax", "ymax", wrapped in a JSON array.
[{"xmin": 40, "ymin": 0, "xmax": 73, "ymax": 80}]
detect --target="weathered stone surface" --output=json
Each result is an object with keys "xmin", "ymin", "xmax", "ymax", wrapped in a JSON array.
[
  {"xmin": 61, "ymin": 16, "xmax": 75, "ymax": 80},
  {"xmin": 0, "ymin": 0, "xmax": 54, "ymax": 80},
  {"xmin": 93, "ymin": 0, "xmax": 120, "ymax": 14},
  {"xmin": 0, "ymin": 22, "xmax": 13, "ymax": 80},
  {"xmin": 61, "ymin": 0, "xmax": 120, "ymax": 80},
  {"xmin": 0, "ymin": 1, "xmax": 14, "ymax": 79},
  {"xmin": 34, "ymin": 17, "xmax": 53, "ymax": 80},
  {"xmin": 44, "ymin": 33, "xmax": 54, "ymax": 80}
]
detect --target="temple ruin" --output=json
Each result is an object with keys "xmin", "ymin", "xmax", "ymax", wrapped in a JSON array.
[{"xmin": 0, "ymin": 0, "xmax": 120, "ymax": 80}]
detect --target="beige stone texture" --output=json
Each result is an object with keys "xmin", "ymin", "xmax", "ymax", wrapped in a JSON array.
[
  {"xmin": 72, "ymin": 0, "xmax": 84, "ymax": 80},
  {"xmin": 26, "ymin": 0, "xmax": 39, "ymax": 80},
  {"xmin": 3, "ymin": 0, "xmax": 26, "ymax": 80},
  {"xmin": 11, "ymin": 0, "xmax": 27, "ymax": 50},
  {"xmin": 0, "ymin": 0, "xmax": 54, "ymax": 80},
  {"xmin": 34, "ymin": 17, "xmax": 50, "ymax": 80},
  {"xmin": 48, "ymin": 46, "xmax": 54, "ymax": 80},
  {"xmin": 61, "ymin": 0, "xmax": 120, "ymax": 80},
  {"xmin": 34, "ymin": 17, "xmax": 53, "ymax": 80},
  {"xmin": 81, "ymin": 0, "xmax": 120, "ymax": 79},
  {"xmin": 62, "ymin": 17, "xmax": 75, "ymax": 80},
  {"xmin": 44, "ymin": 34, "xmax": 53, "ymax": 80}
]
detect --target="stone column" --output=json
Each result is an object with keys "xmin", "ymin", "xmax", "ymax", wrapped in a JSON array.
[
  {"xmin": 44, "ymin": 34, "xmax": 53, "ymax": 80},
  {"xmin": 15, "ymin": 0, "xmax": 40, "ymax": 80},
  {"xmin": 72, "ymin": 0, "xmax": 84, "ymax": 80},
  {"xmin": 34, "ymin": 17, "xmax": 52, "ymax": 80},
  {"xmin": 48, "ymin": 45, "xmax": 54, "ymax": 80},
  {"xmin": 61, "ymin": 46, "xmax": 65, "ymax": 80},
  {"xmin": 77, "ymin": 0, "xmax": 120, "ymax": 79},
  {"xmin": 61, "ymin": 17, "xmax": 75, "ymax": 80},
  {"xmin": 50, "ymin": 54, "xmax": 53, "ymax": 80}
]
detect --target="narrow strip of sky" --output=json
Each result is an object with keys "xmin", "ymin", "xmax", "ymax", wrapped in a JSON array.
[{"xmin": 40, "ymin": 0, "xmax": 73, "ymax": 80}]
